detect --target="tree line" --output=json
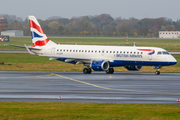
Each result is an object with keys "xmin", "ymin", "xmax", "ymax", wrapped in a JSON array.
[{"xmin": 1, "ymin": 14, "xmax": 180, "ymax": 37}]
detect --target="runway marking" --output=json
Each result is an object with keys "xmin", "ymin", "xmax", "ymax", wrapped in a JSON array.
[{"xmin": 51, "ymin": 73, "xmax": 180, "ymax": 95}]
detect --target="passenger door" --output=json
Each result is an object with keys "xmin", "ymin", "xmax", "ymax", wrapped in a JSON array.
[
  {"xmin": 148, "ymin": 52, "xmax": 152, "ymax": 60},
  {"xmin": 51, "ymin": 47, "xmax": 56, "ymax": 55}
]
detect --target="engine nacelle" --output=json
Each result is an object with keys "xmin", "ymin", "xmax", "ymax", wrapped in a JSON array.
[
  {"xmin": 91, "ymin": 61, "xmax": 109, "ymax": 71},
  {"xmin": 124, "ymin": 65, "xmax": 143, "ymax": 71}
]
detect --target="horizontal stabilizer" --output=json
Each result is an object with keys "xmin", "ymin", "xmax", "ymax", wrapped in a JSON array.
[{"xmin": 5, "ymin": 44, "xmax": 41, "ymax": 50}]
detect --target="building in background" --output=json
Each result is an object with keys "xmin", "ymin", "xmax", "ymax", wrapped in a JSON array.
[
  {"xmin": 0, "ymin": 17, "xmax": 8, "ymax": 32},
  {"xmin": 1, "ymin": 30, "xmax": 23, "ymax": 37},
  {"xmin": 159, "ymin": 31, "xmax": 180, "ymax": 38}
]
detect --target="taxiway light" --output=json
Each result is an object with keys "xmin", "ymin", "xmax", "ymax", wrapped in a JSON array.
[
  {"xmin": 58, "ymin": 97, "xmax": 61, "ymax": 100},
  {"xmin": 177, "ymin": 99, "xmax": 179, "ymax": 102}
]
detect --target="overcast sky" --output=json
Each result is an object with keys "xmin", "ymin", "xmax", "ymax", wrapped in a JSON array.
[{"xmin": 1, "ymin": 0, "xmax": 179, "ymax": 21}]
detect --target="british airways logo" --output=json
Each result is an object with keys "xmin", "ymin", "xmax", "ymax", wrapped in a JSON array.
[
  {"xmin": 116, "ymin": 54, "xmax": 142, "ymax": 58},
  {"xmin": 137, "ymin": 49, "xmax": 155, "ymax": 55},
  {"xmin": 29, "ymin": 19, "xmax": 49, "ymax": 47}
]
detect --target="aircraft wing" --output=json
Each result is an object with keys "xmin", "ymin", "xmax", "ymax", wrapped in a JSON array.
[{"xmin": 39, "ymin": 54, "xmax": 110, "ymax": 64}]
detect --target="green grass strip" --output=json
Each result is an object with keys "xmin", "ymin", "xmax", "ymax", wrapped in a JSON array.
[{"xmin": 0, "ymin": 102, "xmax": 180, "ymax": 119}]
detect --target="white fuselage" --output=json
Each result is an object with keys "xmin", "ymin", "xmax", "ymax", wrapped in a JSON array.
[{"xmin": 32, "ymin": 44, "xmax": 177, "ymax": 67}]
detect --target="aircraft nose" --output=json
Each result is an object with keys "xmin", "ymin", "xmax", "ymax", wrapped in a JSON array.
[{"xmin": 171, "ymin": 56, "xmax": 177, "ymax": 65}]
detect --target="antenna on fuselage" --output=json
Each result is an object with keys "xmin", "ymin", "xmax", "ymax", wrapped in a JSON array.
[{"xmin": 133, "ymin": 42, "xmax": 136, "ymax": 47}]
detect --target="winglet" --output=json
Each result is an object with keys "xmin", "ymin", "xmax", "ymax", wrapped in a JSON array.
[{"xmin": 24, "ymin": 44, "xmax": 35, "ymax": 55}]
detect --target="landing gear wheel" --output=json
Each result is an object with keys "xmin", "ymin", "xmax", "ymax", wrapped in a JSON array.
[
  {"xmin": 155, "ymin": 71, "xmax": 160, "ymax": 75},
  {"xmin": 83, "ymin": 68, "xmax": 88, "ymax": 74},
  {"xmin": 106, "ymin": 68, "xmax": 114, "ymax": 74},
  {"xmin": 83, "ymin": 68, "xmax": 92, "ymax": 74},
  {"xmin": 87, "ymin": 68, "xmax": 92, "ymax": 74}
]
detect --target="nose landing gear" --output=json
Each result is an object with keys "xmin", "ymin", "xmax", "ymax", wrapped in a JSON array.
[
  {"xmin": 155, "ymin": 70, "xmax": 160, "ymax": 75},
  {"xmin": 155, "ymin": 66, "xmax": 161, "ymax": 75}
]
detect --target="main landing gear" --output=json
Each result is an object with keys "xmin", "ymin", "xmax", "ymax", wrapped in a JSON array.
[
  {"xmin": 83, "ymin": 68, "xmax": 92, "ymax": 74},
  {"xmin": 155, "ymin": 66, "xmax": 161, "ymax": 75},
  {"xmin": 106, "ymin": 68, "xmax": 114, "ymax": 74}
]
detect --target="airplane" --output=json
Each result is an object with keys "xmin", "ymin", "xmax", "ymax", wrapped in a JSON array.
[{"xmin": 9, "ymin": 16, "xmax": 177, "ymax": 75}]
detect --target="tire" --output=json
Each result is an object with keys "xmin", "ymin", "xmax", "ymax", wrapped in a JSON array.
[
  {"xmin": 106, "ymin": 68, "xmax": 114, "ymax": 74},
  {"xmin": 106, "ymin": 69, "xmax": 110, "ymax": 74},
  {"xmin": 87, "ymin": 68, "xmax": 92, "ymax": 74},
  {"xmin": 111, "ymin": 68, "xmax": 114, "ymax": 74},
  {"xmin": 155, "ymin": 71, "xmax": 160, "ymax": 75},
  {"xmin": 83, "ymin": 68, "xmax": 88, "ymax": 74}
]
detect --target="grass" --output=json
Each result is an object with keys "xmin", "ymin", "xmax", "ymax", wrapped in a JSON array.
[
  {"xmin": 1, "ymin": 37, "xmax": 180, "ymax": 51},
  {"xmin": 0, "ymin": 53, "xmax": 180, "ymax": 72},
  {"xmin": 0, "ymin": 102, "xmax": 180, "ymax": 119}
]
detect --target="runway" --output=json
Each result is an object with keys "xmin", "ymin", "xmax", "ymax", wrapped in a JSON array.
[{"xmin": 0, "ymin": 71, "xmax": 180, "ymax": 104}]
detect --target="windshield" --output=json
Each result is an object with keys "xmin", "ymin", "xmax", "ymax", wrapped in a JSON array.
[
  {"xmin": 157, "ymin": 51, "xmax": 162, "ymax": 55},
  {"xmin": 162, "ymin": 51, "xmax": 170, "ymax": 55},
  {"xmin": 157, "ymin": 51, "xmax": 169, "ymax": 55}
]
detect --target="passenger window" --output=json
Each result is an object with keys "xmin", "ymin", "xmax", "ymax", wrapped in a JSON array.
[
  {"xmin": 95, "ymin": 51, "xmax": 97, "ymax": 53},
  {"xmin": 60, "ymin": 49, "xmax": 62, "ymax": 51},
  {"xmin": 120, "ymin": 51, "xmax": 122, "ymax": 53},
  {"xmin": 137, "ymin": 52, "xmax": 139, "ymax": 54},
  {"xmin": 88, "ymin": 50, "xmax": 90, "ymax": 52},
  {"xmin": 63, "ymin": 50, "xmax": 65, "ymax": 52},
  {"xmin": 113, "ymin": 51, "xmax": 115, "ymax": 53},
  {"xmin": 102, "ymin": 51, "xmax": 104, "ymax": 53},
  {"xmin": 73, "ymin": 50, "xmax": 75, "ymax": 52},
  {"xmin": 67, "ymin": 50, "xmax": 68, "ymax": 52},
  {"xmin": 99, "ymin": 51, "xmax": 101, "ymax": 53},
  {"xmin": 110, "ymin": 51, "xmax": 112, "ymax": 53},
  {"xmin": 70, "ymin": 50, "xmax": 72, "ymax": 52},
  {"xmin": 106, "ymin": 51, "xmax": 108, "ymax": 53},
  {"xmin": 124, "ymin": 51, "xmax": 125, "ymax": 53},
  {"xmin": 82, "ymin": 50, "xmax": 84, "ymax": 52},
  {"xmin": 85, "ymin": 50, "xmax": 87, "ymax": 52},
  {"xmin": 91, "ymin": 50, "xmax": 93, "ymax": 53},
  {"xmin": 127, "ymin": 52, "xmax": 129, "ymax": 54},
  {"xmin": 76, "ymin": 50, "xmax": 78, "ymax": 52},
  {"xmin": 134, "ymin": 52, "xmax": 136, "ymax": 54},
  {"xmin": 79, "ymin": 50, "xmax": 81, "ymax": 52},
  {"xmin": 130, "ymin": 52, "xmax": 132, "ymax": 54},
  {"xmin": 141, "ymin": 52, "xmax": 143, "ymax": 54},
  {"xmin": 117, "ymin": 51, "xmax": 118, "ymax": 53}
]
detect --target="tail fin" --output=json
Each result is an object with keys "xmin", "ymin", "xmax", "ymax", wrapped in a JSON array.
[{"xmin": 29, "ymin": 16, "xmax": 56, "ymax": 47}]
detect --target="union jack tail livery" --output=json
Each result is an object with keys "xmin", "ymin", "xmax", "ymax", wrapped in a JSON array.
[{"xmin": 29, "ymin": 16, "xmax": 56, "ymax": 47}]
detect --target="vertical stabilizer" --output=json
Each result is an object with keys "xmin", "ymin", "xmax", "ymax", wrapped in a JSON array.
[{"xmin": 29, "ymin": 16, "xmax": 57, "ymax": 47}]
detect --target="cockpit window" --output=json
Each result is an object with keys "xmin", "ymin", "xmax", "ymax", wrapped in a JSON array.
[
  {"xmin": 162, "ymin": 51, "xmax": 169, "ymax": 55},
  {"xmin": 157, "ymin": 51, "xmax": 161, "ymax": 55},
  {"xmin": 157, "ymin": 51, "xmax": 170, "ymax": 55}
]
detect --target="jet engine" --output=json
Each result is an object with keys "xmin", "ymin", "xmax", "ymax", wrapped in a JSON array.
[
  {"xmin": 91, "ymin": 61, "xmax": 109, "ymax": 71},
  {"xmin": 124, "ymin": 65, "xmax": 143, "ymax": 71}
]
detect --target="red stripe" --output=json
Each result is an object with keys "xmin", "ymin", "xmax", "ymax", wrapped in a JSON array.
[
  {"xmin": 29, "ymin": 19, "xmax": 45, "ymax": 34},
  {"xmin": 33, "ymin": 39, "xmax": 49, "ymax": 46},
  {"xmin": 137, "ymin": 49, "xmax": 155, "ymax": 53},
  {"xmin": 137, "ymin": 49, "xmax": 152, "ymax": 51}
]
